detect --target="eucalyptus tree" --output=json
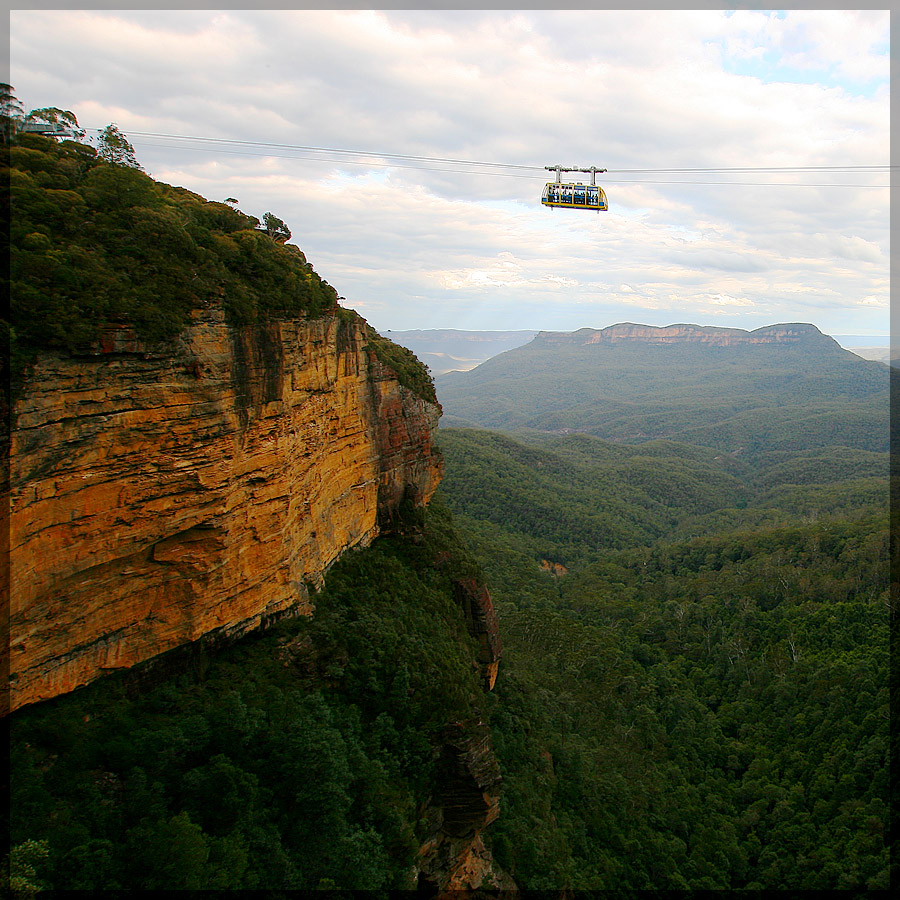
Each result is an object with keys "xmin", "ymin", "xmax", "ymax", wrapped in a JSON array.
[{"xmin": 96, "ymin": 123, "xmax": 142, "ymax": 168}]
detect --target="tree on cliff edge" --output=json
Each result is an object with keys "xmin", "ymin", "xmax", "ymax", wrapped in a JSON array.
[
  {"xmin": 263, "ymin": 212, "xmax": 291, "ymax": 244},
  {"xmin": 96, "ymin": 123, "xmax": 142, "ymax": 168},
  {"xmin": 1, "ymin": 83, "xmax": 24, "ymax": 142}
]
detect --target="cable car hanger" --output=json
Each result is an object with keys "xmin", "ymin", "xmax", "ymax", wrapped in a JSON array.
[{"xmin": 542, "ymin": 165, "xmax": 608, "ymax": 211}]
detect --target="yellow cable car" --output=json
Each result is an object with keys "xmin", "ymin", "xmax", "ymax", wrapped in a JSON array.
[{"xmin": 542, "ymin": 165, "xmax": 608, "ymax": 211}]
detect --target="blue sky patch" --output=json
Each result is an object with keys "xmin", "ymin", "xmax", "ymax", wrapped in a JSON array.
[{"xmin": 717, "ymin": 47, "xmax": 886, "ymax": 99}]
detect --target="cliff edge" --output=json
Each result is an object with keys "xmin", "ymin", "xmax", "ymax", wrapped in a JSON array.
[{"xmin": 6, "ymin": 307, "xmax": 443, "ymax": 714}]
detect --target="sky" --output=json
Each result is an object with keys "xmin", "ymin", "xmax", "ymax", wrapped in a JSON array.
[{"xmin": 8, "ymin": 7, "xmax": 892, "ymax": 339}]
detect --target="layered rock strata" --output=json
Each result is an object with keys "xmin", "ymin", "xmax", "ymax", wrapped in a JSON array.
[{"xmin": 6, "ymin": 307, "xmax": 442, "ymax": 714}]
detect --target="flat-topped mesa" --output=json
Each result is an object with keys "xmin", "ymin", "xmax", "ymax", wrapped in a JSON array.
[
  {"xmin": 6, "ymin": 307, "xmax": 444, "ymax": 714},
  {"xmin": 536, "ymin": 322, "xmax": 838, "ymax": 347}
]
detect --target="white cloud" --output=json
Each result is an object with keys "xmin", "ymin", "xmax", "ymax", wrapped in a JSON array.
[{"xmin": 708, "ymin": 294, "xmax": 753, "ymax": 308}]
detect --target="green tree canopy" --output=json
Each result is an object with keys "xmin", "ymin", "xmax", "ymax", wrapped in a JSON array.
[
  {"xmin": 24, "ymin": 107, "xmax": 84, "ymax": 139},
  {"xmin": 262, "ymin": 211, "xmax": 291, "ymax": 243},
  {"xmin": 95, "ymin": 123, "xmax": 141, "ymax": 168}
]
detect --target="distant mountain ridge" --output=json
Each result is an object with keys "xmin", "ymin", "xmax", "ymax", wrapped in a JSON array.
[
  {"xmin": 434, "ymin": 321, "xmax": 889, "ymax": 459},
  {"xmin": 386, "ymin": 323, "xmax": 888, "ymax": 375},
  {"xmin": 536, "ymin": 322, "xmax": 838, "ymax": 347}
]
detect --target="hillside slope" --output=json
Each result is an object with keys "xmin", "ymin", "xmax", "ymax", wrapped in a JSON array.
[
  {"xmin": 437, "ymin": 427, "xmax": 888, "ymax": 596},
  {"xmin": 435, "ymin": 323, "xmax": 889, "ymax": 460}
]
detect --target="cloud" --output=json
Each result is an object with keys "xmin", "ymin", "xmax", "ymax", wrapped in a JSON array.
[
  {"xmin": 662, "ymin": 248, "xmax": 770, "ymax": 274},
  {"xmin": 715, "ymin": 10, "xmax": 889, "ymax": 87},
  {"xmin": 8, "ymin": 9, "xmax": 890, "ymax": 337},
  {"xmin": 708, "ymin": 293, "xmax": 754, "ymax": 308}
]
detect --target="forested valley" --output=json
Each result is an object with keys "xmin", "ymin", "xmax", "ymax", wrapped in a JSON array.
[
  {"xmin": 8, "ymin": 423, "xmax": 889, "ymax": 891},
  {"xmin": 436, "ymin": 425, "xmax": 890, "ymax": 889}
]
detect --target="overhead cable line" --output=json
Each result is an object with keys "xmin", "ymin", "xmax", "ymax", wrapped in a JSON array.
[
  {"xmin": 88, "ymin": 127, "xmax": 891, "ymax": 186},
  {"xmin": 125, "ymin": 139, "xmax": 546, "ymax": 179},
  {"xmin": 109, "ymin": 129, "xmax": 543, "ymax": 172},
  {"xmin": 608, "ymin": 165, "xmax": 892, "ymax": 173},
  {"xmin": 130, "ymin": 141, "xmax": 889, "ymax": 187}
]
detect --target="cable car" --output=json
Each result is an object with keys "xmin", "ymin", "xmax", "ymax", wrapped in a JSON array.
[{"xmin": 542, "ymin": 165, "xmax": 608, "ymax": 211}]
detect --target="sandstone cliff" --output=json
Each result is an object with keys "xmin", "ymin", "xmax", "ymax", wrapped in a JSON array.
[
  {"xmin": 6, "ymin": 307, "xmax": 443, "ymax": 714},
  {"xmin": 453, "ymin": 577, "xmax": 502, "ymax": 691}
]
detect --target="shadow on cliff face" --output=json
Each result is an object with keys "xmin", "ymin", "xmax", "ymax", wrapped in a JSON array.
[{"xmin": 228, "ymin": 322, "xmax": 285, "ymax": 430}]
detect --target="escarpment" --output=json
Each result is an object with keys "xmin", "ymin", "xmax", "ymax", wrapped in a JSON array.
[
  {"xmin": 6, "ymin": 307, "xmax": 443, "ymax": 714},
  {"xmin": 7, "ymin": 132, "xmax": 511, "ymax": 893},
  {"xmin": 536, "ymin": 321, "xmax": 840, "ymax": 347}
]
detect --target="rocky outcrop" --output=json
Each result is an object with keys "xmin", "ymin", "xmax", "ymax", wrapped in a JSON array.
[
  {"xmin": 452, "ymin": 577, "xmax": 502, "ymax": 691},
  {"xmin": 6, "ymin": 307, "xmax": 443, "ymax": 714},
  {"xmin": 540, "ymin": 559, "xmax": 568, "ymax": 578},
  {"xmin": 537, "ymin": 322, "xmax": 839, "ymax": 347},
  {"xmin": 416, "ymin": 721, "xmax": 516, "ymax": 895}
]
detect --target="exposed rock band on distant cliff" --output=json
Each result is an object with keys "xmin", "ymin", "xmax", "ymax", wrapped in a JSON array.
[{"xmin": 536, "ymin": 322, "xmax": 840, "ymax": 346}]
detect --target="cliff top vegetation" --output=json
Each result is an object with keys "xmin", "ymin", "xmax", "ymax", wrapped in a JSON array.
[
  {"xmin": 5, "ymin": 126, "xmax": 436, "ymax": 408},
  {"xmin": 6, "ymin": 131, "xmax": 339, "ymax": 368},
  {"xmin": 5, "ymin": 125, "xmax": 439, "ymax": 405}
]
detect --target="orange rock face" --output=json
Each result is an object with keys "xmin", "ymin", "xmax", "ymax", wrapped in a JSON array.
[
  {"xmin": 6, "ymin": 308, "xmax": 442, "ymax": 714},
  {"xmin": 452, "ymin": 577, "xmax": 502, "ymax": 691}
]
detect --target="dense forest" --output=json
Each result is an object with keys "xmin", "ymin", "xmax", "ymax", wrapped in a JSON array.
[
  {"xmin": 436, "ymin": 426, "xmax": 890, "ymax": 890},
  {"xmin": 8, "ymin": 135, "xmax": 331, "ymax": 355},
  {"xmin": 6, "ymin": 499, "xmax": 491, "ymax": 891},
  {"xmin": 7, "ymin": 425, "xmax": 890, "ymax": 891}
]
